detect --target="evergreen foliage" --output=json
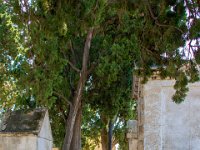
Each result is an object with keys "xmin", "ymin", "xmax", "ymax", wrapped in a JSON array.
[{"xmin": 0, "ymin": 0, "xmax": 199, "ymax": 149}]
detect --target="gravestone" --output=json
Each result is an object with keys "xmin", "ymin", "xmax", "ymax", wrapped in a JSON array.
[{"xmin": 0, "ymin": 108, "xmax": 53, "ymax": 150}]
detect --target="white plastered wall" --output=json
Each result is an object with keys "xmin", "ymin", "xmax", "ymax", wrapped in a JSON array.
[
  {"xmin": 37, "ymin": 111, "xmax": 53, "ymax": 150},
  {"xmin": 143, "ymin": 80, "xmax": 200, "ymax": 150}
]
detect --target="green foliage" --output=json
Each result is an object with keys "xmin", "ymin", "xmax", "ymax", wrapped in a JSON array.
[
  {"xmin": 115, "ymin": 124, "xmax": 128, "ymax": 150},
  {"xmin": 173, "ymin": 72, "xmax": 189, "ymax": 103},
  {"xmin": 0, "ymin": 1, "xmax": 26, "ymax": 109},
  {"xmin": 82, "ymin": 105, "xmax": 102, "ymax": 149},
  {"xmin": 49, "ymin": 108, "xmax": 66, "ymax": 148},
  {"xmin": 1, "ymin": 0, "xmax": 199, "ymax": 148}
]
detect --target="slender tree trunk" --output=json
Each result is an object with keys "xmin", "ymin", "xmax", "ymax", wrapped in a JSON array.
[
  {"xmin": 100, "ymin": 115, "xmax": 117, "ymax": 150},
  {"xmin": 101, "ymin": 127, "xmax": 108, "ymax": 150},
  {"xmin": 100, "ymin": 114, "xmax": 108, "ymax": 150},
  {"xmin": 70, "ymin": 104, "xmax": 82, "ymax": 150},
  {"xmin": 62, "ymin": 80, "xmax": 83, "ymax": 150},
  {"xmin": 108, "ymin": 120, "xmax": 114, "ymax": 150},
  {"xmin": 62, "ymin": 28, "xmax": 94, "ymax": 150},
  {"xmin": 101, "ymin": 120, "xmax": 117, "ymax": 150}
]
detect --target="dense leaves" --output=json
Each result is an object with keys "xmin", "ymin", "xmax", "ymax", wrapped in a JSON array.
[
  {"xmin": 0, "ymin": 1, "xmax": 26, "ymax": 109},
  {"xmin": 0, "ymin": 0, "xmax": 199, "ymax": 149}
]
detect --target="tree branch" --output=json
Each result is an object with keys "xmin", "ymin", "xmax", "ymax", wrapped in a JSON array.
[
  {"xmin": 145, "ymin": 0, "xmax": 184, "ymax": 34},
  {"xmin": 82, "ymin": 27, "xmax": 94, "ymax": 73},
  {"xmin": 69, "ymin": 40, "xmax": 77, "ymax": 65},
  {"xmin": 53, "ymin": 91, "xmax": 72, "ymax": 108},
  {"xmin": 155, "ymin": 22, "xmax": 184, "ymax": 34},
  {"xmin": 55, "ymin": 99, "xmax": 67, "ymax": 123},
  {"xmin": 61, "ymin": 49, "xmax": 80, "ymax": 73},
  {"xmin": 68, "ymin": 60, "xmax": 81, "ymax": 73}
]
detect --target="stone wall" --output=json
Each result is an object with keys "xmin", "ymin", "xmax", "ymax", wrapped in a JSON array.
[
  {"xmin": 0, "ymin": 109, "xmax": 53, "ymax": 150},
  {"xmin": 38, "ymin": 137, "xmax": 53, "ymax": 150},
  {"xmin": 127, "ymin": 120, "xmax": 138, "ymax": 150},
  {"xmin": 143, "ymin": 80, "xmax": 200, "ymax": 150},
  {"xmin": 38, "ymin": 110, "xmax": 53, "ymax": 150},
  {"xmin": 0, "ymin": 135, "xmax": 37, "ymax": 150}
]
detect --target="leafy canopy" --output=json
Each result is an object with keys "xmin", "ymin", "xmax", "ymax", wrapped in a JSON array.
[{"xmin": 0, "ymin": 0, "xmax": 200, "ymax": 148}]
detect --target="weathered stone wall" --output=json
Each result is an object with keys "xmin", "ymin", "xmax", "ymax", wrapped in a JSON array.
[
  {"xmin": 127, "ymin": 120, "xmax": 138, "ymax": 150},
  {"xmin": 0, "ymin": 135, "xmax": 53, "ymax": 150},
  {"xmin": 0, "ymin": 109, "xmax": 53, "ymax": 150},
  {"xmin": 143, "ymin": 80, "xmax": 200, "ymax": 150},
  {"xmin": 0, "ymin": 135, "xmax": 37, "ymax": 150},
  {"xmin": 38, "ymin": 110, "xmax": 53, "ymax": 150}
]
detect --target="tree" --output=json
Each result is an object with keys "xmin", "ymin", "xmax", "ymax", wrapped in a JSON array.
[
  {"xmin": 84, "ymin": 30, "xmax": 136, "ymax": 149},
  {"xmin": 1, "ymin": 0, "xmax": 200, "ymax": 150},
  {"xmin": 0, "ymin": 0, "xmax": 27, "ymax": 110},
  {"xmin": 80, "ymin": 102, "xmax": 132, "ymax": 150}
]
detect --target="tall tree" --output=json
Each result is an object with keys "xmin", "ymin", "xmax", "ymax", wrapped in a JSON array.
[{"xmin": 1, "ymin": 0, "xmax": 199, "ymax": 149}]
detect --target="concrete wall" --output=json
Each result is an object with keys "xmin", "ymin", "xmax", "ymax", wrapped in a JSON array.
[
  {"xmin": 38, "ymin": 111, "xmax": 53, "ymax": 150},
  {"xmin": 143, "ymin": 80, "xmax": 200, "ymax": 150},
  {"xmin": 38, "ymin": 111, "xmax": 52, "ymax": 141},
  {"xmin": 37, "ymin": 137, "xmax": 52, "ymax": 150},
  {"xmin": 0, "ymin": 135, "xmax": 37, "ymax": 150}
]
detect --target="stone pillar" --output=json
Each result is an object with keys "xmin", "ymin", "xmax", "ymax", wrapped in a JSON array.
[
  {"xmin": 127, "ymin": 120, "xmax": 138, "ymax": 150},
  {"xmin": 132, "ymin": 75, "xmax": 144, "ymax": 150}
]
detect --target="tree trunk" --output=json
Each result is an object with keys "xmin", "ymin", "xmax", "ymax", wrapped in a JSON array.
[
  {"xmin": 62, "ymin": 28, "xmax": 94, "ymax": 150},
  {"xmin": 101, "ymin": 127, "xmax": 108, "ymax": 150},
  {"xmin": 100, "ymin": 115, "xmax": 117, "ymax": 150},
  {"xmin": 100, "ymin": 114, "xmax": 108, "ymax": 150},
  {"xmin": 108, "ymin": 120, "xmax": 114, "ymax": 150},
  {"xmin": 70, "ymin": 104, "xmax": 82, "ymax": 150}
]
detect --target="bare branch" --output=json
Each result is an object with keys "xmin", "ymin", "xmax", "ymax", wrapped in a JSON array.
[
  {"xmin": 82, "ymin": 27, "xmax": 94, "ymax": 73},
  {"xmin": 155, "ymin": 22, "xmax": 184, "ymax": 34},
  {"xmin": 145, "ymin": 0, "xmax": 157, "ymax": 20},
  {"xmin": 68, "ymin": 60, "xmax": 81, "ymax": 73},
  {"xmin": 61, "ymin": 47, "xmax": 80, "ymax": 73},
  {"xmin": 53, "ymin": 91, "xmax": 72, "ymax": 108},
  {"xmin": 69, "ymin": 40, "xmax": 77, "ymax": 65}
]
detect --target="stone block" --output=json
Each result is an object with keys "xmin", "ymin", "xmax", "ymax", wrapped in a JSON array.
[
  {"xmin": 128, "ymin": 139, "xmax": 137, "ymax": 150},
  {"xmin": 127, "ymin": 120, "xmax": 137, "ymax": 134}
]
